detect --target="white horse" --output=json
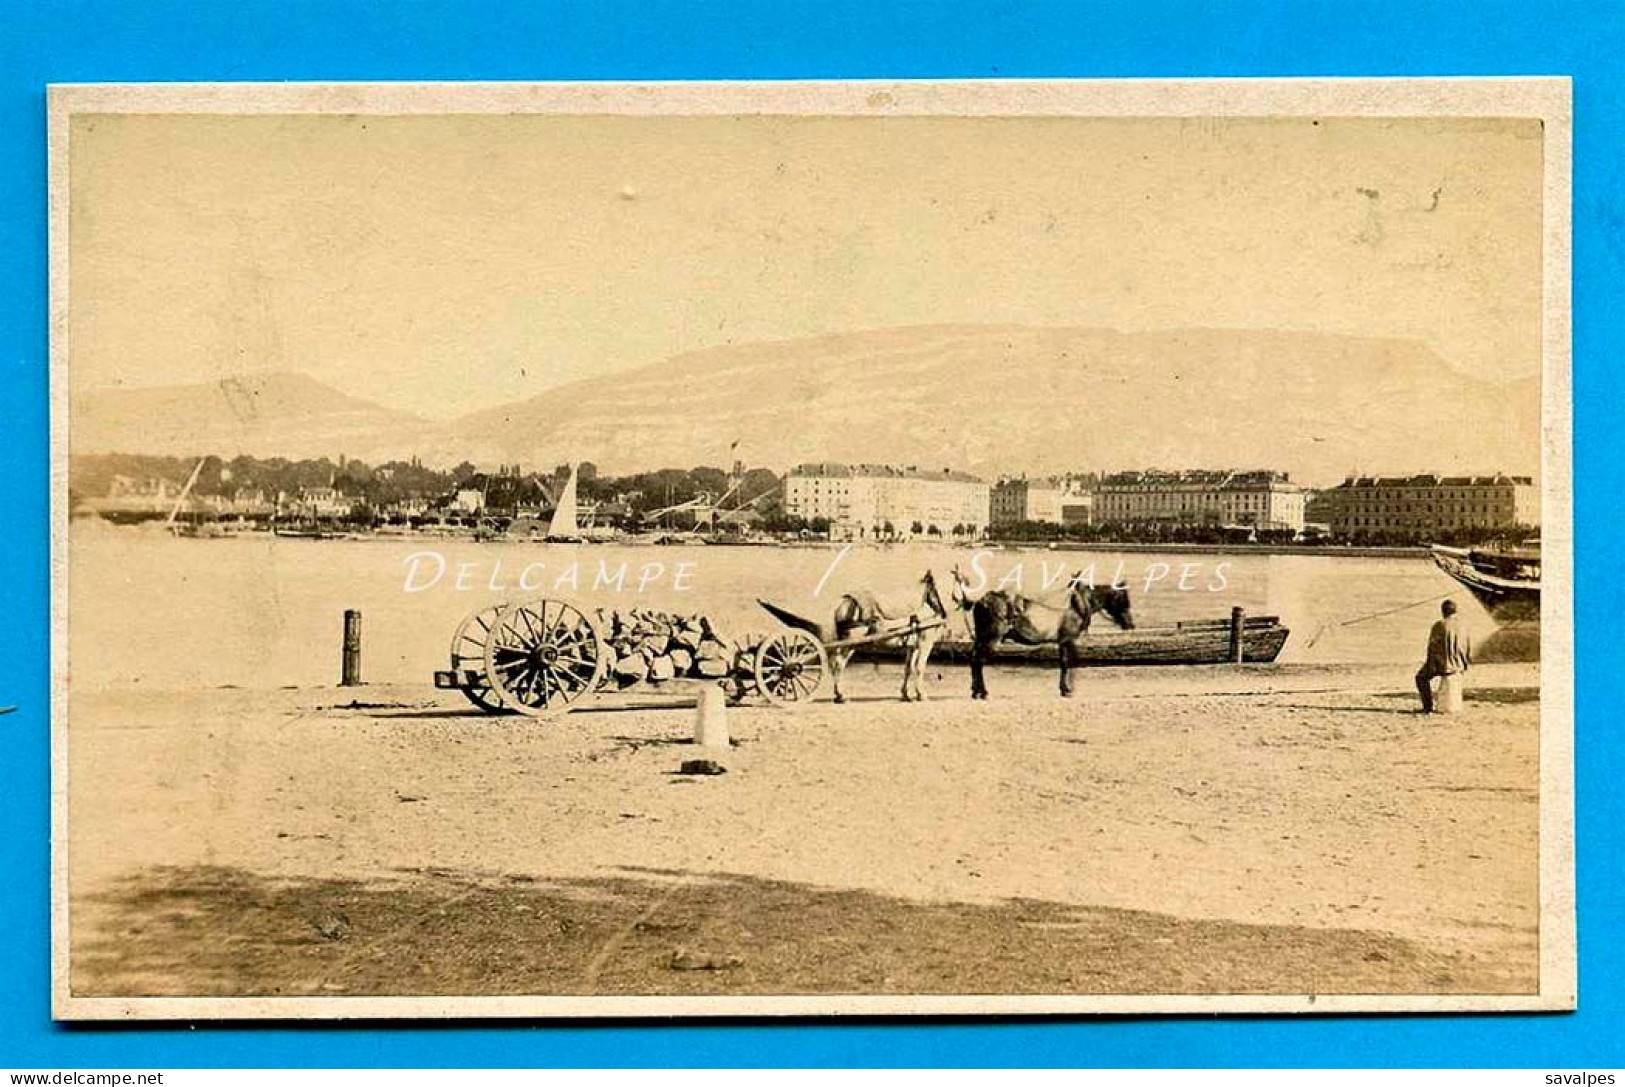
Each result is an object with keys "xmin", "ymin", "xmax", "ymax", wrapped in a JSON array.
[{"xmin": 829, "ymin": 569, "xmax": 951, "ymax": 703}]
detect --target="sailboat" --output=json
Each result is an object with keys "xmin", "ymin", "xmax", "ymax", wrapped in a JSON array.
[
  {"xmin": 166, "ymin": 459, "xmax": 226, "ymax": 537},
  {"xmin": 1431, "ymin": 541, "xmax": 1541, "ymax": 624},
  {"xmin": 545, "ymin": 464, "xmax": 585, "ymax": 543}
]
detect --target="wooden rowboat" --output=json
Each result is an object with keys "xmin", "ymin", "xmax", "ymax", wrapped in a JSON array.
[{"xmin": 850, "ymin": 615, "xmax": 1290, "ymax": 667}]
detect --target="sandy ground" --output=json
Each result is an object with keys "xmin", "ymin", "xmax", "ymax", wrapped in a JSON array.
[{"xmin": 66, "ymin": 661, "xmax": 1540, "ymax": 997}]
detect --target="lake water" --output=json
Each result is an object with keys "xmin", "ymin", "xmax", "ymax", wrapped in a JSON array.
[{"xmin": 68, "ymin": 530, "xmax": 1503, "ymax": 691}]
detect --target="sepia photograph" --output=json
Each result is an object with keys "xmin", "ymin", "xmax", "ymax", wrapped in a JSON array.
[{"xmin": 49, "ymin": 79, "xmax": 1573, "ymax": 1019}]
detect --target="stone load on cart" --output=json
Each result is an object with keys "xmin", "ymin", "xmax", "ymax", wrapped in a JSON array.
[{"xmin": 434, "ymin": 598, "xmax": 834, "ymax": 718}]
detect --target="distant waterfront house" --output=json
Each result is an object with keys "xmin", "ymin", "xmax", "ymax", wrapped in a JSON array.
[
  {"xmin": 450, "ymin": 488, "xmax": 485, "ymax": 514},
  {"xmin": 390, "ymin": 496, "xmax": 431, "ymax": 517},
  {"xmin": 76, "ymin": 474, "xmax": 190, "ymax": 523},
  {"xmin": 1093, "ymin": 469, "xmax": 1306, "ymax": 532},
  {"xmin": 990, "ymin": 477, "xmax": 1066, "ymax": 526},
  {"xmin": 225, "ymin": 488, "xmax": 275, "ymax": 517},
  {"xmin": 447, "ymin": 471, "xmax": 554, "ymax": 518},
  {"xmin": 106, "ymin": 474, "xmax": 184, "ymax": 500},
  {"xmin": 784, "ymin": 462, "xmax": 990, "ymax": 540},
  {"xmin": 292, "ymin": 486, "xmax": 353, "ymax": 519},
  {"xmin": 1316, "ymin": 473, "xmax": 1537, "ymax": 536},
  {"xmin": 1059, "ymin": 491, "xmax": 1095, "ymax": 527}
]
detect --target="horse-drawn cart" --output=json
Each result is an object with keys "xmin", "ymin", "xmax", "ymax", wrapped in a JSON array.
[{"xmin": 434, "ymin": 597, "xmax": 937, "ymax": 717}]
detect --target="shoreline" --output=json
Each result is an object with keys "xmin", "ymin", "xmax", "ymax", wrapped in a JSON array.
[
  {"xmin": 82, "ymin": 520, "xmax": 1433, "ymax": 559},
  {"xmin": 67, "ymin": 662, "xmax": 1540, "ymax": 998}
]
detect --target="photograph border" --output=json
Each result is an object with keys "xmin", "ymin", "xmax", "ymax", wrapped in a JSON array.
[{"xmin": 47, "ymin": 76, "xmax": 1575, "ymax": 1021}]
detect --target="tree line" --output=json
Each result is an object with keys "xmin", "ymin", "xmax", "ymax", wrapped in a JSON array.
[{"xmin": 69, "ymin": 453, "xmax": 789, "ymax": 522}]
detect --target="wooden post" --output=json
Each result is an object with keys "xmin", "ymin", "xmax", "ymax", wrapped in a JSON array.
[
  {"xmin": 341, "ymin": 609, "xmax": 363, "ymax": 686},
  {"xmin": 1229, "ymin": 606, "xmax": 1245, "ymax": 664}
]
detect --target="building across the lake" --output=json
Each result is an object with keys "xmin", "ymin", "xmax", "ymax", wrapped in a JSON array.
[
  {"xmin": 785, "ymin": 462, "xmax": 990, "ymax": 539},
  {"xmin": 290, "ymin": 486, "xmax": 353, "ymax": 519},
  {"xmin": 989, "ymin": 477, "xmax": 1066, "ymax": 526},
  {"xmin": 1060, "ymin": 491, "xmax": 1095, "ymax": 527},
  {"xmin": 1314, "ymin": 474, "xmax": 1538, "ymax": 536},
  {"xmin": 1093, "ymin": 469, "xmax": 1307, "ymax": 532}
]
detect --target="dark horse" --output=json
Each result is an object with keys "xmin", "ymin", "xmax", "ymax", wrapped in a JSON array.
[{"xmin": 952, "ymin": 568, "xmax": 1135, "ymax": 699}]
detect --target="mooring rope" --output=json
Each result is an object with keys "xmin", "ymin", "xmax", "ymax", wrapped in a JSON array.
[{"xmin": 1304, "ymin": 591, "xmax": 1457, "ymax": 649}]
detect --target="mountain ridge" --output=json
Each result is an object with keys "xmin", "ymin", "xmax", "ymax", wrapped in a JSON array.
[
  {"xmin": 71, "ymin": 326, "xmax": 1540, "ymax": 486},
  {"xmin": 72, "ymin": 371, "xmax": 430, "ymax": 461},
  {"xmin": 438, "ymin": 325, "xmax": 1540, "ymax": 485}
]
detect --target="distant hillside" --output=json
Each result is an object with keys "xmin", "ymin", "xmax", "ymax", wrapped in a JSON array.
[
  {"xmin": 72, "ymin": 372, "xmax": 427, "ymax": 460},
  {"xmin": 72, "ymin": 328, "xmax": 1541, "ymax": 484},
  {"xmin": 437, "ymin": 325, "xmax": 1541, "ymax": 485}
]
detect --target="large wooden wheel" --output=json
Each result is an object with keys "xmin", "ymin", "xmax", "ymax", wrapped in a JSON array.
[
  {"xmin": 449, "ymin": 603, "xmax": 512, "ymax": 714},
  {"xmin": 483, "ymin": 598, "xmax": 608, "ymax": 718},
  {"xmin": 753, "ymin": 628, "xmax": 829, "ymax": 708}
]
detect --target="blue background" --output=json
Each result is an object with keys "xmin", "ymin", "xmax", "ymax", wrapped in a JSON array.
[{"xmin": 1, "ymin": 0, "xmax": 1619, "ymax": 1068}]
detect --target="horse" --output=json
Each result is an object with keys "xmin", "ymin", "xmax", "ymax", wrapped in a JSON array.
[
  {"xmin": 951, "ymin": 567, "xmax": 1135, "ymax": 699},
  {"xmin": 828, "ymin": 569, "xmax": 951, "ymax": 703}
]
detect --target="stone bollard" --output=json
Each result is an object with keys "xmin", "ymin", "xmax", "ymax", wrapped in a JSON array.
[
  {"xmin": 1435, "ymin": 673, "xmax": 1465, "ymax": 715},
  {"xmin": 694, "ymin": 684, "xmax": 730, "ymax": 751}
]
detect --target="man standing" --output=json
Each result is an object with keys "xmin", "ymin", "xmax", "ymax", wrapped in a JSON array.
[{"xmin": 1415, "ymin": 599, "xmax": 1472, "ymax": 713}]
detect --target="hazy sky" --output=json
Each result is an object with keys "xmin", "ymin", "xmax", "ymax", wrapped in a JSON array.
[{"xmin": 69, "ymin": 112, "xmax": 1543, "ymax": 418}]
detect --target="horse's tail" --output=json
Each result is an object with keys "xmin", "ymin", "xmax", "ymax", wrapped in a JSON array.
[{"xmin": 757, "ymin": 598, "xmax": 831, "ymax": 643}]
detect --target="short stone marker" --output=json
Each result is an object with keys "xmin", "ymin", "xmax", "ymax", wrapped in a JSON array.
[{"xmin": 693, "ymin": 684, "xmax": 730, "ymax": 751}]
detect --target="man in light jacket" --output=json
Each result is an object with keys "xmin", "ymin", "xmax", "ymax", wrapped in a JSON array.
[{"xmin": 1415, "ymin": 599, "xmax": 1472, "ymax": 713}]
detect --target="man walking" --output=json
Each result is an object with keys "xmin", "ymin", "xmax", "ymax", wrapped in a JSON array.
[{"xmin": 1416, "ymin": 599, "xmax": 1472, "ymax": 713}]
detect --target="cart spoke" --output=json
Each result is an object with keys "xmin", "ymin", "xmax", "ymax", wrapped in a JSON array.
[
  {"xmin": 551, "ymin": 661, "xmax": 585, "ymax": 696},
  {"xmin": 549, "ymin": 606, "xmax": 574, "ymax": 644},
  {"xmin": 550, "ymin": 662, "xmax": 588, "ymax": 693},
  {"xmin": 533, "ymin": 666, "xmax": 558, "ymax": 704},
  {"xmin": 563, "ymin": 656, "xmax": 598, "ymax": 683},
  {"xmin": 522, "ymin": 669, "xmax": 545, "ymax": 705}
]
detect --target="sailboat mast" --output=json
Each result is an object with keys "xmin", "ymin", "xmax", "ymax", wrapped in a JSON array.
[{"xmin": 166, "ymin": 458, "xmax": 208, "ymax": 531}]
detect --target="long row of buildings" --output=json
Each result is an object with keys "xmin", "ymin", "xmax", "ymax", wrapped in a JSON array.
[
  {"xmin": 88, "ymin": 461, "xmax": 1539, "ymax": 539},
  {"xmin": 780, "ymin": 463, "xmax": 993, "ymax": 540},
  {"xmin": 783, "ymin": 463, "xmax": 1538, "ymax": 540},
  {"xmin": 1307, "ymin": 474, "xmax": 1538, "ymax": 534}
]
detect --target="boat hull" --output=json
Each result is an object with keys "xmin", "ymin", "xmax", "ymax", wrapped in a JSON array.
[
  {"xmin": 1432, "ymin": 552, "xmax": 1541, "ymax": 624},
  {"xmin": 852, "ymin": 617, "xmax": 1290, "ymax": 668}
]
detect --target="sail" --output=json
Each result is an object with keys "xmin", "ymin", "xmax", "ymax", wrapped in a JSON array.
[
  {"xmin": 547, "ymin": 465, "xmax": 579, "ymax": 537},
  {"xmin": 166, "ymin": 458, "xmax": 208, "ymax": 531}
]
